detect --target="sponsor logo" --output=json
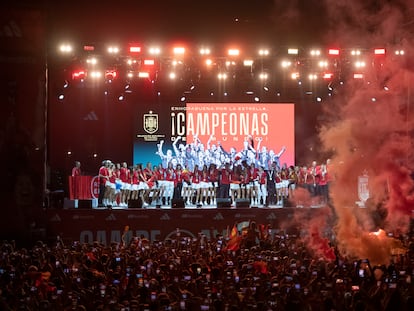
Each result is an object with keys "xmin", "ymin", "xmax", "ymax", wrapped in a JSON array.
[
  {"xmin": 234, "ymin": 213, "xmax": 257, "ymax": 218},
  {"xmin": 50, "ymin": 214, "xmax": 61, "ymax": 222},
  {"xmin": 83, "ymin": 110, "xmax": 98, "ymax": 121},
  {"xmin": 160, "ymin": 213, "xmax": 170, "ymax": 220},
  {"xmin": 181, "ymin": 214, "xmax": 203, "ymax": 219},
  {"xmin": 127, "ymin": 214, "xmax": 150, "ymax": 219},
  {"xmin": 90, "ymin": 176, "xmax": 100, "ymax": 199},
  {"xmin": 143, "ymin": 111, "xmax": 158, "ymax": 134},
  {"xmin": 266, "ymin": 212, "xmax": 277, "ymax": 220},
  {"xmin": 105, "ymin": 214, "xmax": 117, "ymax": 221},
  {"xmin": 72, "ymin": 215, "xmax": 95, "ymax": 220},
  {"xmin": 213, "ymin": 213, "xmax": 224, "ymax": 220}
]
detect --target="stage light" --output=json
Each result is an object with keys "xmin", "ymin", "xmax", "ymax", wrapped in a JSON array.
[
  {"xmin": 83, "ymin": 45, "xmax": 95, "ymax": 52},
  {"xmin": 308, "ymin": 74, "xmax": 317, "ymax": 81},
  {"xmin": 371, "ymin": 97, "xmax": 376, "ymax": 102},
  {"xmin": 318, "ymin": 60, "xmax": 328, "ymax": 68},
  {"xmin": 328, "ymin": 48, "xmax": 340, "ymax": 55},
  {"xmin": 105, "ymin": 69, "xmax": 117, "ymax": 80},
  {"xmin": 228, "ymin": 49, "xmax": 240, "ymax": 56},
  {"xmin": 199, "ymin": 48, "xmax": 211, "ymax": 55},
  {"xmin": 59, "ymin": 44, "xmax": 73, "ymax": 53},
  {"xmin": 138, "ymin": 72, "xmax": 150, "ymax": 78},
  {"xmin": 374, "ymin": 48, "xmax": 385, "ymax": 55},
  {"xmin": 126, "ymin": 59, "xmax": 137, "ymax": 66},
  {"xmin": 394, "ymin": 49, "xmax": 405, "ymax": 55},
  {"xmin": 323, "ymin": 73, "xmax": 333, "ymax": 79},
  {"xmin": 118, "ymin": 95, "xmax": 124, "ymax": 101},
  {"xmin": 63, "ymin": 80, "xmax": 69, "ymax": 88},
  {"xmin": 126, "ymin": 71, "xmax": 134, "ymax": 79},
  {"xmin": 86, "ymin": 57, "xmax": 98, "ymax": 65},
  {"xmin": 205, "ymin": 59, "xmax": 213, "ymax": 66},
  {"xmin": 129, "ymin": 45, "xmax": 141, "ymax": 53},
  {"xmin": 310, "ymin": 49, "xmax": 321, "ymax": 56},
  {"xmin": 258, "ymin": 49, "xmax": 269, "ymax": 56},
  {"xmin": 351, "ymin": 49, "xmax": 361, "ymax": 56},
  {"xmin": 180, "ymin": 96, "xmax": 186, "ymax": 102},
  {"xmin": 243, "ymin": 59, "xmax": 253, "ymax": 66},
  {"xmin": 148, "ymin": 46, "xmax": 161, "ymax": 55},
  {"xmin": 58, "ymin": 94, "xmax": 65, "ymax": 100},
  {"xmin": 93, "ymin": 153, "xmax": 98, "ymax": 158},
  {"xmin": 259, "ymin": 72, "xmax": 268, "ymax": 80},
  {"xmin": 173, "ymin": 46, "xmax": 185, "ymax": 55},
  {"xmin": 72, "ymin": 70, "xmax": 86, "ymax": 80},
  {"xmin": 254, "ymin": 96, "xmax": 260, "ymax": 102},
  {"xmin": 281, "ymin": 60, "xmax": 292, "ymax": 68},
  {"xmin": 263, "ymin": 86, "xmax": 269, "ymax": 91},
  {"xmin": 353, "ymin": 73, "xmax": 364, "ymax": 79},
  {"xmin": 169, "ymin": 72, "xmax": 176, "ymax": 80},
  {"xmin": 291, "ymin": 72, "xmax": 299, "ymax": 80},
  {"xmin": 67, "ymin": 151, "xmax": 72, "ymax": 155},
  {"xmin": 316, "ymin": 97, "xmax": 322, "ymax": 102},
  {"xmin": 89, "ymin": 71, "xmax": 102, "ymax": 79},
  {"xmin": 143, "ymin": 59, "xmax": 155, "ymax": 66},
  {"xmin": 107, "ymin": 46, "xmax": 120, "ymax": 54},
  {"xmin": 288, "ymin": 48, "xmax": 298, "ymax": 55},
  {"xmin": 217, "ymin": 73, "xmax": 227, "ymax": 80},
  {"xmin": 355, "ymin": 61, "xmax": 366, "ymax": 68}
]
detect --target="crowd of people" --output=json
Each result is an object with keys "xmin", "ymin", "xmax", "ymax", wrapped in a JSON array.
[
  {"xmin": 1, "ymin": 223, "xmax": 413, "ymax": 310},
  {"xmin": 95, "ymin": 135, "xmax": 333, "ymax": 209}
]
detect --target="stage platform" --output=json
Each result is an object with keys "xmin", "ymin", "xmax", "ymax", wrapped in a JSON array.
[{"xmin": 42, "ymin": 203, "xmax": 335, "ymax": 246}]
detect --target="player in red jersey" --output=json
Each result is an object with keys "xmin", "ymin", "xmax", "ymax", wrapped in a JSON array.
[
  {"xmin": 208, "ymin": 163, "xmax": 219, "ymax": 206},
  {"xmin": 119, "ymin": 162, "xmax": 131, "ymax": 207},
  {"xmin": 246, "ymin": 163, "xmax": 259, "ymax": 205},
  {"xmin": 230, "ymin": 165, "xmax": 242, "ymax": 206},
  {"xmin": 164, "ymin": 162, "xmax": 175, "ymax": 206},
  {"xmin": 257, "ymin": 166, "xmax": 267, "ymax": 207},
  {"xmin": 190, "ymin": 164, "xmax": 201, "ymax": 205},
  {"xmin": 130, "ymin": 165, "xmax": 139, "ymax": 202},
  {"xmin": 199, "ymin": 164, "xmax": 210, "ymax": 205},
  {"xmin": 218, "ymin": 162, "xmax": 231, "ymax": 200},
  {"xmin": 181, "ymin": 164, "xmax": 192, "ymax": 205}
]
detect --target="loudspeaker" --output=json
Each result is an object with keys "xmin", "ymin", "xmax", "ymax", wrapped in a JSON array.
[
  {"xmin": 216, "ymin": 198, "xmax": 232, "ymax": 208},
  {"xmin": 128, "ymin": 199, "xmax": 142, "ymax": 208},
  {"xmin": 235, "ymin": 198, "xmax": 250, "ymax": 208},
  {"xmin": 171, "ymin": 198, "xmax": 185, "ymax": 208},
  {"xmin": 78, "ymin": 200, "xmax": 92, "ymax": 209}
]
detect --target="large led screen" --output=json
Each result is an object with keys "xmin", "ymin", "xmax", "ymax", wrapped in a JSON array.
[{"xmin": 134, "ymin": 103, "xmax": 294, "ymax": 168}]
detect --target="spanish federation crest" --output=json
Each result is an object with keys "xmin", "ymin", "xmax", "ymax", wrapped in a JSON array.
[{"xmin": 143, "ymin": 111, "xmax": 158, "ymax": 134}]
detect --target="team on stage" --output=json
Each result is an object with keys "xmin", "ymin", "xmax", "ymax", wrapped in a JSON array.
[{"xmin": 97, "ymin": 135, "xmax": 332, "ymax": 208}]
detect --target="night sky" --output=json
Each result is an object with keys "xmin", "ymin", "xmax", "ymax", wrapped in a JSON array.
[{"xmin": 43, "ymin": 0, "xmax": 330, "ymax": 48}]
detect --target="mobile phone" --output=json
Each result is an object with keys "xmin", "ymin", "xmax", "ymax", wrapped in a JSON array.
[{"xmin": 151, "ymin": 292, "xmax": 157, "ymax": 301}]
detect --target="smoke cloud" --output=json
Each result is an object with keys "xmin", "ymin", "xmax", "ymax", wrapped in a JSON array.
[{"xmin": 317, "ymin": 0, "xmax": 414, "ymax": 264}]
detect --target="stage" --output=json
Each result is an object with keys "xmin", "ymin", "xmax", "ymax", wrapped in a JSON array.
[{"xmin": 41, "ymin": 204, "xmax": 335, "ymax": 246}]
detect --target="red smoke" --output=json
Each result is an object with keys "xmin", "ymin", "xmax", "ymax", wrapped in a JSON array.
[{"xmin": 316, "ymin": 0, "xmax": 414, "ymax": 265}]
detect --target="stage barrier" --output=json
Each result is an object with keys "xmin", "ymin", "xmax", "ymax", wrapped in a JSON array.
[{"xmin": 44, "ymin": 207, "xmax": 330, "ymax": 246}]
